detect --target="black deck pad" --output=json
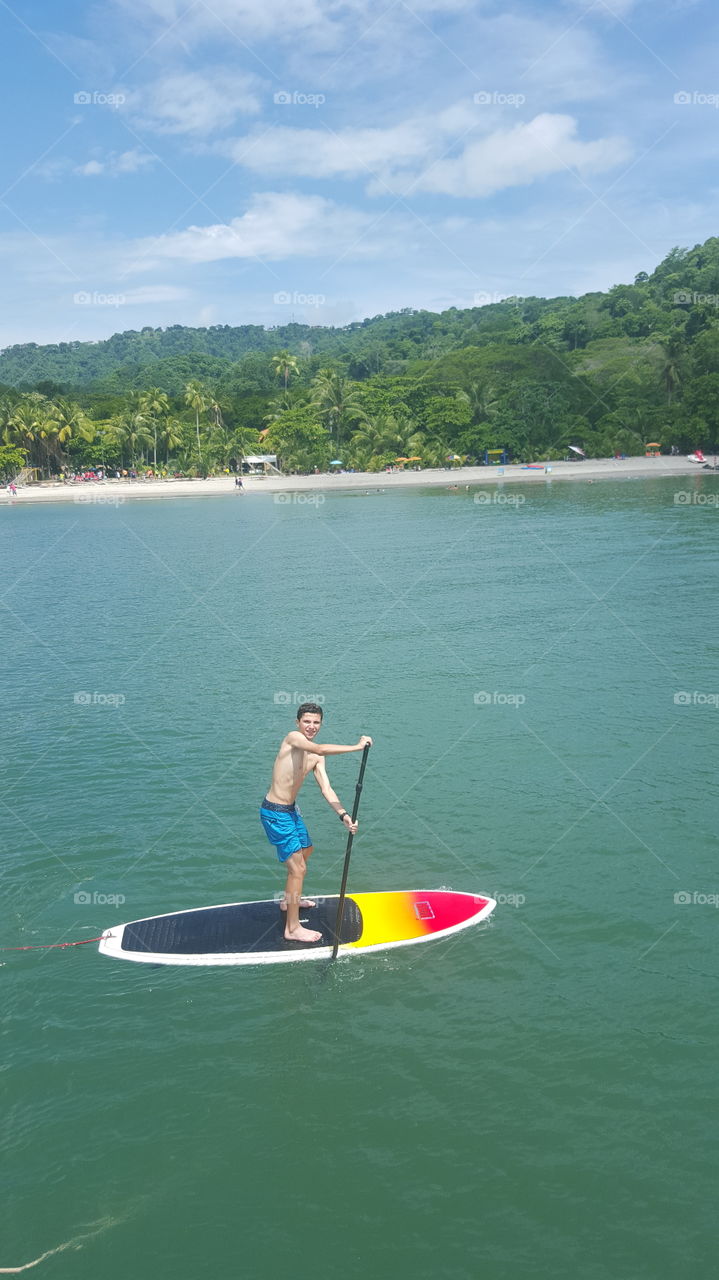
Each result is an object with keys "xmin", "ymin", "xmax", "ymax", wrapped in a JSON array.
[{"xmin": 122, "ymin": 896, "xmax": 363, "ymax": 954}]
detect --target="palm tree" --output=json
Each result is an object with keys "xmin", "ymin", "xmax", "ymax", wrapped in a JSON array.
[
  {"xmin": 160, "ymin": 418, "xmax": 184, "ymax": 467},
  {"xmin": 139, "ymin": 389, "xmax": 170, "ymax": 470},
  {"xmin": 5, "ymin": 393, "xmax": 57, "ymax": 476},
  {"xmin": 263, "ymin": 391, "xmax": 298, "ymax": 426},
  {"xmin": 209, "ymin": 396, "xmax": 224, "ymax": 430},
  {"xmin": 206, "ymin": 423, "xmax": 233, "ymax": 471},
  {"xmin": 348, "ymin": 418, "xmax": 391, "ymax": 470},
  {"xmin": 50, "ymin": 399, "xmax": 95, "ymax": 468},
  {"xmin": 311, "ymin": 369, "xmax": 366, "ymax": 445},
  {"xmin": 109, "ymin": 412, "xmax": 152, "ymax": 469},
  {"xmin": 231, "ymin": 426, "xmax": 261, "ymax": 479},
  {"xmin": 3, "ymin": 397, "xmax": 39, "ymax": 453},
  {"xmin": 0, "ymin": 397, "xmax": 16, "ymax": 435},
  {"xmin": 102, "ymin": 419, "xmax": 126, "ymax": 469},
  {"xmin": 419, "ymin": 434, "xmax": 452, "ymax": 468},
  {"xmin": 349, "ymin": 411, "xmax": 424, "ymax": 469},
  {"xmin": 184, "ymin": 380, "xmax": 211, "ymax": 472},
  {"xmin": 457, "ymin": 382, "xmax": 499, "ymax": 425},
  {"xmin": 271, "ymin": 350, "xmax": 300, "ymax": 392}
]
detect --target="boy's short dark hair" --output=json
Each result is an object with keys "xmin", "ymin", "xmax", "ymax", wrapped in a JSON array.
[{"xmin": 296, "ymin": 702, "xmax": 323, "ymax": 721}]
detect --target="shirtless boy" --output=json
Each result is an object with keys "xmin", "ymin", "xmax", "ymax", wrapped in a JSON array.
[{"xmin": 260, "ymin": 703, "xmax": 372, "ymax": 943}]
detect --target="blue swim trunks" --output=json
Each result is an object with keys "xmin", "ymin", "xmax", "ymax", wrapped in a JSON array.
[{"xmin": 259, "ymin": 798, "xmax": 312, "ymax": 862}]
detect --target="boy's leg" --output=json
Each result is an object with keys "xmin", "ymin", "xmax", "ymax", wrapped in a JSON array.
[
  {"xmin": 280, "ymin": 809, "xmax": 315, "ymax": 912},
  {"xmin": 280, "ymin": 845, "xmax": 315, "ymax": 910},
  {"xmin": 283, "ymin": 850, "xmax": 321, "ymax": 942}
]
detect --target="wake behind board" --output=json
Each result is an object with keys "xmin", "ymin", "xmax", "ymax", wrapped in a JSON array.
[{"xmin": 98, "ymin": 890, "xmax": 496, "ymax": 966}]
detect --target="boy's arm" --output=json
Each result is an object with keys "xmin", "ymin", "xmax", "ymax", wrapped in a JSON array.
[
  {"xmin": 313, "ymin": 758, "xmax": 358, "ymax": 832},
  {"xmin": 313, "ymin": 758, "xmax": 345, "ymax": 816},
  {"xmin": 286, "ymin": 732, "xmax": 371, "ymax": 757}
]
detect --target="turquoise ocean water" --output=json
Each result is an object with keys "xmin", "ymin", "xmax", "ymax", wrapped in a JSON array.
[{"xmin": 1, "ymin": 474, "xmax": 717, "ymax": 1278}]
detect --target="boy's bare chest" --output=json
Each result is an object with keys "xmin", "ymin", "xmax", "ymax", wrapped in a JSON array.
[{"xmin": 290, "ymin": 747, "xmax": 318, "ymax": 780}]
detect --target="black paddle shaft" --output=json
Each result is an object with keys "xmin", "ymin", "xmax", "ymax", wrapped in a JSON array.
[{"xmin": 330, "ymin": 743, "xmax": 371, "ymax": 960}]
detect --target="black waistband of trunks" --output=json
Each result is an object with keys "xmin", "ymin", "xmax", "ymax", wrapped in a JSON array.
[{"xmin": 261, "ymin": 797, "xmax": 297, "ymax": 812}]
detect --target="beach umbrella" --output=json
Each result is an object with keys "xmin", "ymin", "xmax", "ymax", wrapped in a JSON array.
[
  {"xmin": 646, "ymin": 443, "xmax": 661, "ymax": 448},
  {"xmin": 407, "ymin": 456, "xmax": 422, "ymax": 461},
  {"xmin": 569, "ymin": 445, "xmax": 586, "ymax": 456},
  {"xmin": 395, "ymin": 456, "xmax": 409, "ymax": 462},
  {"xmin": 330, "ymin": 459, "xmax": 343, "ymax": 466}
]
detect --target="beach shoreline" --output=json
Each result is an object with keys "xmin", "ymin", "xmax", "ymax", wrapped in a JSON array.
[{"xmin": 1, "ymin": 455, "xmax": 713, "ymax": 505}]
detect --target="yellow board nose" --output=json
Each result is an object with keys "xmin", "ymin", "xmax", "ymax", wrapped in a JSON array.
[{"xmin": 344, "ymin": 892, "xmax": 430, "ymax": 949}]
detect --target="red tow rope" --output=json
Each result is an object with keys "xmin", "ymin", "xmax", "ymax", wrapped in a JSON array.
[{"xmin": 0, "ymin": 935, "xmax": 109, "ymax": 953}]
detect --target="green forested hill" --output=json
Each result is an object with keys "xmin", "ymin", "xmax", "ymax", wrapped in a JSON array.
[
  {"xmin": 1, "ymin": 238, "xmax": 718, "ymax": 479},
  {"xmin": 0, "ymin": 304, "xmax": 571, "ymax": 390},
  {"xmin": 0, "ymin": 236, "xmax": 716, "ymax": 392}
]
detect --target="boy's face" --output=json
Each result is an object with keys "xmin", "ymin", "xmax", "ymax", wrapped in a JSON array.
[{"xmin": 297, "ymin": 713, "xmax": 322, "ymax": 739}]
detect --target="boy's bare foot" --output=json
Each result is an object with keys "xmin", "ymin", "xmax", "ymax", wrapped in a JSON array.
[
  {"xmin": 284, "ymin": 924, "xmax": 323, "ymax": 943},
  {"xmin": 279, "ymin": 898, "xmax": 316, "ymax": 910}
]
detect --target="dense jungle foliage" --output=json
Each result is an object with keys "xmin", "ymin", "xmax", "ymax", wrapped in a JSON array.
[{"xmin": 2, "ymin": 238, "xmax": 718, "ymax": 478}]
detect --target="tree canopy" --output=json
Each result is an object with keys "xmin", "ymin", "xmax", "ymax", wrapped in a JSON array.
[{"xmin": 2, "ymin": 237, "xmax": 719, "ymax": 477}]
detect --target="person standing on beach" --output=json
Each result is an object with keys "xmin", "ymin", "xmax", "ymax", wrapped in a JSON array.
[{"xmin": 260, "ymin": 704, "xmax": 372, "ymax": 943}]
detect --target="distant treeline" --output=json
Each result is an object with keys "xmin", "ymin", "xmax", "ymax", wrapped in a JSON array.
[{"xmin": 2, "ymin": 238, "xmax": 718, "ymax": 479}]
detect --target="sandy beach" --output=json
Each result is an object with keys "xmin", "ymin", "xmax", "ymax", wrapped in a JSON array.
[{"xmin": 1, "ymin": 455, "xmax": 713, "ymax": 505}]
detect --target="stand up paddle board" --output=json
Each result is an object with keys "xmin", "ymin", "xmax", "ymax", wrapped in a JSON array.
[{"xmin": 98, "ymin": 890, "xmax": 496, "ymax": 966}]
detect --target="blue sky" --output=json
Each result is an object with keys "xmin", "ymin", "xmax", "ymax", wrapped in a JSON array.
[{"xmin": 1, "ymin": 0, "xmax": 717, "ymax": 347}]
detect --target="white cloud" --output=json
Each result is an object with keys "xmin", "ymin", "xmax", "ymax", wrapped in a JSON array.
[
  {"xmin": 40, "ymin": 30, "xmax": 118, "ymax": 81},
  {"xmin": 115, "ymin": 149, "xmax": 156, "ymax": 173},
  {"xmin": 111, "ymin": 0, "xmax": 331, "ymax": 45},
  {"xmin": 482, "ymin": 12, "xmax": 639, "ymax": 106},
  {"xmin": 563, "ymin": 0, "xmax": 640, "ymax": 15},
  {"xmin": 34, "ymin": 150, "xmax": 154, "ymax": 181},
  {"xmin": 121, "ymin": 285, "xmax": 189, "ymax": 303},
  {"xmin": 126, "ymin": 70, "xmax": 263, "ymax": 135},
  {"xmin": 224, "ymin": 120, "xmax": 431, "ymax": 180},
  {"xmin": 74, "ymin": 150, "xmax": 156, "ymax": 177},
  {"xmin": 385, "ymin": 113, "xmax": 632, "ymax": 197},
  {"xmin": 222, "ymin": 110, "xmax": 630, "ymax": 199},
  {"xmin": 106, "ymin": 0, "xmax": 486, "ymax": 78},
  {"xmin": 127, "ymin": 192, "xmax": 385, "ymax": 267},
  {"xmin": 34, "ymin": 157, "xmax": 75, "ymax": 182}
]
